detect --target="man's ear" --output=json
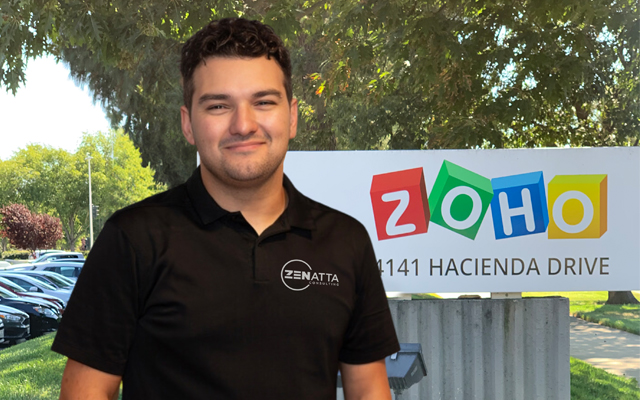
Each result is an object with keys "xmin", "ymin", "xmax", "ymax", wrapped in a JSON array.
[
  {"xmin": 289, "ymin": 98, "xmax": 298, "ymax": 140},
  {"xmin": 181, "ymin": 105, "xmax": 196, "ymax": 145}
]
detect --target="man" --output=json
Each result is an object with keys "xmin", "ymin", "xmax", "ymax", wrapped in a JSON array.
[{"xmin": 53, "ymin": 18, "xmax": 399, "ymax": 399}]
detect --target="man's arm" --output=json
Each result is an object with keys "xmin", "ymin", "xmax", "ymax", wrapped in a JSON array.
[
  {"xmin": 340, "ymin": 359, "xmax": 391, "ymax": 400},
  {"xmin": 59, "ymin": 358, "xmax": 122, "ymax": 400}
]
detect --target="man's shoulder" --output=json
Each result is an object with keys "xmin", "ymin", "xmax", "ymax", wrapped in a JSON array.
[
  {"xmin": 108, "ymin": 183, "xmax": 193, "ymax": 228},
  {"xmin": 293, "ymin": 188, "xmax": 370, "ymax": 240}
]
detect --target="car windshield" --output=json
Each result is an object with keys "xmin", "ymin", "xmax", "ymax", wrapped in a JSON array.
[
  {"xmin": 2, "ymin": 275, "xmax": 57, "ymax": 291},
  {"xmin": 0, "ymin": 285, "xmax": 19, "ymax": 299},
  {"xmin": 28, "ymin": 274, "xmax": 64, "ymax": 289},
  {"xmin": 0, "ymin": 277, "xmax": 26, "ymax": 293},
  {"xmin": 42, "ymin": 274, "xmax": 72, "ymax": 288},
  {"xmin": 56, "ymin": 275, "xmax": 75, "ymax": 285},
  {"xmin": 31, "ymin": 253, "xmax": 62, "ymax": 263}
]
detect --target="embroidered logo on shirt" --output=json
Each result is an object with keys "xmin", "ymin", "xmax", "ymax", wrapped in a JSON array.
[{"xmin": 281, "ymin": 259, "xmax": 340, "ymax": 291}]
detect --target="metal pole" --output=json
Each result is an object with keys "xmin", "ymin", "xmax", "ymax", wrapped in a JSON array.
[{"xmin": 87, "ymin": 154, "xmax": 94, "ymax": 249}]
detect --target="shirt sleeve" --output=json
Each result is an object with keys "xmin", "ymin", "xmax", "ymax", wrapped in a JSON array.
[
  {"xmin": 51, "ymin": 220, "xmax": 139, "ymax": 376},
  {"xmin": 339, "ymin": 230, "xmax": 400, "ymax": 364}
]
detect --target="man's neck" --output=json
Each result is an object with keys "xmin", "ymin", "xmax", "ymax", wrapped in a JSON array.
[{"xmin": 200, "ymin": 166, "xmax": 287, "ymax": 236}]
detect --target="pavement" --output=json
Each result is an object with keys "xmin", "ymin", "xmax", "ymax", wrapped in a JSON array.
[{"xmin": 570, "ymin": 316, "xmax": 640, "ymax": 383}]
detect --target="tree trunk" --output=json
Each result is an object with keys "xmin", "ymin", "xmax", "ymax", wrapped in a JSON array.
[
  {"xmin": 606, "ymin": 291, "xmax": 639, "ymax": 305},
  {"xmin": 1, "ymin": 237, "xmax": 6, "ymax": 253}
]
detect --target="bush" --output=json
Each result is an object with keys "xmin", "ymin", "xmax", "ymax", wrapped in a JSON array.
[{"xmin": 1, "ymin": 250, "xmax": 31, "ymax": 260}]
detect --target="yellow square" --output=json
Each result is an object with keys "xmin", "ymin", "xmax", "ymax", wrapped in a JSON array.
[{"xmin": 547, "ymin": 175, "xmax": 607, "ymax": 239}]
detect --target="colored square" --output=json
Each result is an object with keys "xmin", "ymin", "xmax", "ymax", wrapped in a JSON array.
[
  {"xmin": 428, "ymin": 161, "xmax": 493, "ymax": 240},
  {"xmin": 547, "ymin": 175, "xmax": 608, "ymax": 239},
  {"xmin": 490, "ymin": 171, "xmax": 549, "ymax": 239},
  {"xmin": 370, "ymin": 168, "xmax": 430, "ymax": 241}
]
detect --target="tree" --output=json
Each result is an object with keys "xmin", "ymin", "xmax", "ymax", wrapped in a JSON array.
[
  {"xmin": 4, "ymin": 131, "xmax": 163, "ymax": 250},
  {"xmin": 0, "ymin": 203, "xmax": 63, "ymax": 251},
  {"xmin": 1, "ymin": 1, "xmax": 636, "ymax": 187},
  {"xmin": 606, "ymin": 291, "xmax": 640, "ymax": 305}
]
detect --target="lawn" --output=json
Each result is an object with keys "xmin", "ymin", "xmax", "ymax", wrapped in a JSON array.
[
  {"xmin": 571, "ymin": 357, "xmax": 640, "ymax": 400},
  {"xmin": 0, "ymin": 333, "xmax": 637, "ymax": 399},
  {"xmin": 523, "ymin": 291, "xmax": 640, "ymax": 335},
  {"xmin": 0, "ymin": 333, "xmax": 66, "ymax": 400}
]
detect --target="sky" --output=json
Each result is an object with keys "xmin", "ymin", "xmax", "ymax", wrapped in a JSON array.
[{"xmin": 0, "ymin": 56, "xmax": 111, "ymax": 161}]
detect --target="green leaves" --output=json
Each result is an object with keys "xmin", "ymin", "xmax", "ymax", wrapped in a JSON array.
[
  {"xmin": 0, "ymin": 130, "xmax": 162, "ymax": 250},
  {"xmin": 0, "ymin": 0, "xmax": 637, "ymax": 176}
]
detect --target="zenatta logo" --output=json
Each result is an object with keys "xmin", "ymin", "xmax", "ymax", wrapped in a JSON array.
[{"xmin": 281, "ymin": 259, "xmax": 340, "ymax": 291}]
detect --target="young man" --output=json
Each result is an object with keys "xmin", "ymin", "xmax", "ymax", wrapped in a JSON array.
[{"xmin": 53, "ymin": 18, "xmax": 399, "ymax": 399}]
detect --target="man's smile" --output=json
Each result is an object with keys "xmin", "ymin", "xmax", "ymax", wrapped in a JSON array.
[{"xmin": 222, "ymin": 138, "xmax": 269, "ymax": 152}]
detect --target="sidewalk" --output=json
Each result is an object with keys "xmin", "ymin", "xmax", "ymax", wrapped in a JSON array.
[{"xmin": 570, "ymin": 316, "xmax": 640, "ymax": 383}]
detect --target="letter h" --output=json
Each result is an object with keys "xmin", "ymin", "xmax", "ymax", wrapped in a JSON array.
[{"xmin": 490, "ymin": 171, "xmax": 549, "ymax": 239}]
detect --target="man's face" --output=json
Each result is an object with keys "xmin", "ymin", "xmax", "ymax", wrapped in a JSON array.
[{"xmin": 181, "ymin": 56, "xmax": 297, "ymax": 188}]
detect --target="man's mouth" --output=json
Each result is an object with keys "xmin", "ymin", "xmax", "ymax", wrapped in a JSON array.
[{"xmin": 224, "ymin": 140, "xmax": 266, "ymax": 151}]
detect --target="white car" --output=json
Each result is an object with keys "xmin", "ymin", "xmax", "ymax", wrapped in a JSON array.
[
  {"xmin": 30, "ymin": 252, "xmax": 84, "ymax": 264},
  {"xmin": 0, "ymin": 273, "xmax": 72, "ymax": 303},
  {"xmin": 26, "ymin": 262, "xmax": 83, "ymax": 282}
]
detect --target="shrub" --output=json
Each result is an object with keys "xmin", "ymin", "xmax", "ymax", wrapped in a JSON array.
[{"xmin": 1, "ymin": 250, "xmax": 31, "ymax": 260}]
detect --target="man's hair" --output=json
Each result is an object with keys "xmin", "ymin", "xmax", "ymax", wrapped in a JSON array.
[{"xmin": 180, "ymin": 18, "xmax": 292, "ymax": 111}]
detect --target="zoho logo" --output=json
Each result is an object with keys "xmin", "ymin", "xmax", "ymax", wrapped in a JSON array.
[{"xmin": 370, "ymin": 161, "xmax": 607, "ymax": 241}]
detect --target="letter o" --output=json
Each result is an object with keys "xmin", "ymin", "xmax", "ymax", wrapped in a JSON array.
[
  {"xmin": 552, "ymin": 191, "xmax": 594, "ymax": 234},
  {"xmin": 441, "ymin": 186, "xmax": 482, "ymax": 230}
]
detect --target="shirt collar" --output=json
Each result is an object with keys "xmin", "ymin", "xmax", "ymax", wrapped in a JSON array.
[
  {"xmin": 186, "ymin": 167, "xmax": 228, "ymax": 225},
  {"xmin": 186, "ymin": 167, "xmax": 316, "ymax": 231},
  {"xmin": 283, "ymin": 174, "xmax": 316, "ymax": 231}
]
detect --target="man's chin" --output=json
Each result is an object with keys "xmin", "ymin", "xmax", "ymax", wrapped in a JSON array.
[{"xmin": 203, "ymin": 163, "xmax": 283, "ymax": 188}]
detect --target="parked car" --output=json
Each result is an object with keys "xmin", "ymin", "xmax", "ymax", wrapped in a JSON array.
[
  {"xmin": 29, "ymin": 261, "xmax": 84, "ymax": 282},
  {"xmin": 30, "ymin": 252, "xmax": 84, "ymax": 264},
  {"xmin": 33, "ymin": 250, "xmax": 65, "ymax": 258},
  {"xmin": 5, "ymin": 271, "xmax": 75, "ymax": 291},
  {"xmin": 0, "ymin": 277, "xmax": 66, "ymax": 314},
  {"xmin": 0, "ymin": 286, "xmax": 60, "ymax": 336},
  {"xmin": 0, "ymin": 305, "xmax": 30, "ymax": 343},
  {"xmin": 0, "ymin": 273, "xmax": 72, "ymax": 303}
]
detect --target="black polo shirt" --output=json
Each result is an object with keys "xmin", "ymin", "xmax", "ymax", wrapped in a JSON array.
[{"xmin": 52, "ymin": 168, "xmax": 399, "ymax": 399}]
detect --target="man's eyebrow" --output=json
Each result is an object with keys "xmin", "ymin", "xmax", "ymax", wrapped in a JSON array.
[
  {"xmin": 198, "ymin": 93, "xmax": 230, "ymax": 104},
  {"xmin": 253, "ymin": 90, "xmax": 282, "ymax": 99}
]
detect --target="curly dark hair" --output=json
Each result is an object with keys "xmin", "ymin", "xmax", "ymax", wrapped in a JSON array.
[{"xmin": 180, "ymin": 18, "xmax": 292, "ymax": 111}]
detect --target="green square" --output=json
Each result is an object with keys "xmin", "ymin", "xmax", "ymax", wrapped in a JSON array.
[{"xmin": 429, "ymin": 160, "xmax": 493, "ymax": 239}]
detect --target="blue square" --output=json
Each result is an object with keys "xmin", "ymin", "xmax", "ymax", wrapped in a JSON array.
[{"xmin": 490, "ymin": 171, "xmax": 549, "ymax": 239}]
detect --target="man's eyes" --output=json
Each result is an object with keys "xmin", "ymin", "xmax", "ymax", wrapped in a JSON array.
[{"xmin": 205, "ymin": 100, "xmax": 277, "ymax": 111}]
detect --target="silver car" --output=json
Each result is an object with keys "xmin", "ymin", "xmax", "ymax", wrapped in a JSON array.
[
  {"xmin": 30, "ymin": 252, "xmax": 84, "ymax": 264},
  {"xmin": 0, "ymin": 273, "xmax": 72, "ymax": 303},
  {"xmin": 5, "ymin": 271, "xmax": 75, "ymax": 291},
  {"xmin": 24, "ymin": 262, "xmax": 83, "ymax": 282}
]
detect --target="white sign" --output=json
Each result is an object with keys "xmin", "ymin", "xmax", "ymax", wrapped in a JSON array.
[{"xmin": 284, "ymin": 148, "xmax": 640, "ymax": 293}]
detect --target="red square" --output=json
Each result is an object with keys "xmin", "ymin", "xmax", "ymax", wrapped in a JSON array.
[{"xmin": 370, "ymin": 168, "xmax": 430, "ymax": 241}]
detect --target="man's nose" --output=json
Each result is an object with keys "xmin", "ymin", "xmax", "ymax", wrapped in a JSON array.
[{"xmin": 230, "ymin": 104, "xmax": 258, "ymax": 136}]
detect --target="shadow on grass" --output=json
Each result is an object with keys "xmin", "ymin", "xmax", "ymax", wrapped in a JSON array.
[{"xmin": 572, "ymin": 302, "xmax": 640, "ymax": 335}]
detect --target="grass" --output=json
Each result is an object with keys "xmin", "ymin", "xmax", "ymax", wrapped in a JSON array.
[
  {"xmin": 571, "ymin": 357, "xmax": 640, "ymax": 399},
  {"xmin": 410, "ymin": 293, "xmax": 441, "ymax": 299},
  {"xmin": 0, "ymin": 334, "xmax": 637, "ymax": 399},
  {"xmin": 523, "ymin": 291, "xmax": 640, "ymax": 335},
  {"xmin": 0, "ymin": 333, "xmax": 66, "ymax": 400}
]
